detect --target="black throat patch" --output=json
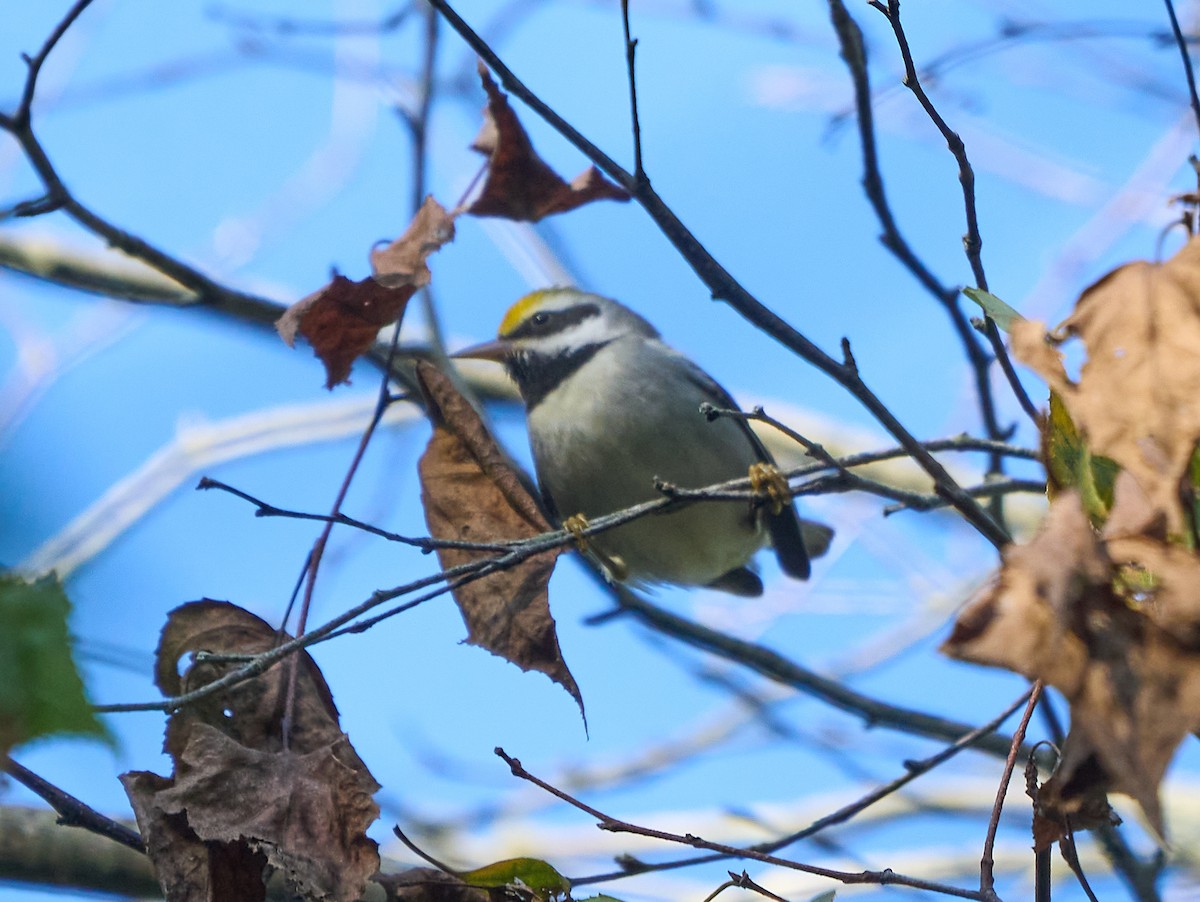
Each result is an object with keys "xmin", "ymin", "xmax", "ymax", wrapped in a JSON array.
[{"xmin": 508, "ymin": 342, "xmax": 609, "ymax": 411}]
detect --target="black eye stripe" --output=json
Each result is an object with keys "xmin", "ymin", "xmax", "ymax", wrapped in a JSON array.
[{"xmin": 506, "ymin": 302, "xmax": 601, "ymax": 339}]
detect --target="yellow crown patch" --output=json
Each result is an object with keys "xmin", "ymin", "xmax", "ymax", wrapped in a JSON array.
[{"xmin": 498, "ymin": 288, "xmax": 574, "ymax": 336}]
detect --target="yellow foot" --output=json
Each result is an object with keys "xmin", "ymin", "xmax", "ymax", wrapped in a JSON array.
[
  {"xmin": 562, "ymin": 513, "xmax": 590, "ymax": 552},
  {"xmin": 749, "ymin": 462, "xmax": 789, "ymax": 515}
]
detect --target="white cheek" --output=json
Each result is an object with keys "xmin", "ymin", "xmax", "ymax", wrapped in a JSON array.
[
  {"xmin": 516, "ymin": 315, "xmax": 615, "ymax": 357},
  {"xmin": 567, "ymin": 316, "xmax": 617, "ymax": 347}
]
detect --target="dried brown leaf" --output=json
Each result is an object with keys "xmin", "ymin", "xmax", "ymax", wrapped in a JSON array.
[
  {"xmin": 415, "ymin": 361, "xmax": 582, "ymax": 716},
  {"xmin": 1107, "ymin": 536, "xmax": 1200, "ymax": 647},
  {"xmin": 278, "ymin": 195, "xmax": 455, "ymax": 388},
  {"xmin": 370, "ymin": 195, "xmax": 456, "ymax": 287},
  {"xmin": 124, "ymin": 601, "xmax": 381, "ymax": 902},
  {"xmin": 1101, "ymin": 470, "xmax": 1162, "ymax": 541},
  {"xmin": 122, "ymin": 769, "xmax": 269, "ymax": 902},
  {"xmin": 155, "ymin": 600, "xmax": 341, "ymax": 757},
  {"xmin": 277, "ymin": 273, "xmax": 413, "ymax": 388},
  {"xmin": 1013, "ymin": 238, "xmax": 1200, "ymax": 534},
  {"xmin": 131, "ymin": 726, "xmax": 379, "ymax": 902},
  {"xmin": 944, "ymin": 493, "xmax": 1200, "ymax": 833},
  {"xmin": 942, "ymin": 494, "xmax": 1103, "ymax": 691},
  {"xmin": 467, "ymin": 65, "xmax": 629, "ymax": 221}
]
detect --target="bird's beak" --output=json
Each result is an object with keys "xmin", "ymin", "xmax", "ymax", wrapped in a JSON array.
[{"xmin": 452, "ymin": 338, "xmax": 511, "ymax": 363}]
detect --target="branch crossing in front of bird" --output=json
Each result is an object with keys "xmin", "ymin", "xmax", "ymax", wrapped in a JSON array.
[
  {"xmin": 561, "ymin": 513, "xmax": 591, "ymax": 553},
  {"xmin": 748, "ymin": 462, "xmax": 790, "ymax": 516}
]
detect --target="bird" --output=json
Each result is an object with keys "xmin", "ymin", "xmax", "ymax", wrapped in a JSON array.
[{"xmin": 454, "ymin": 287, "xmax": 829, "ymax": 596}]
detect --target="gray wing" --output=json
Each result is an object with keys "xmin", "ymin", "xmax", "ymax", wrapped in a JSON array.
[{"xmin": 681, "ymin": 364, "xmax": 810, "ymax": 581}]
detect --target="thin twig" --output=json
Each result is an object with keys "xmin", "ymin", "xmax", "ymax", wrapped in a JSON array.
[
  {"xmin": 878, "ymin": 478, "xmax": 1045, "ymax": 514},
  {"xmin": 7, "ymin": 0, "xmax": 96, "ymax": 128},
  {"xmin": 494, "ymin": 747, "xmax": 985, "ymax": 900},
  {"xmin": 702, "ymin": 405, "xmax": 1043, "ymax": 512},
  {"xmin": 868, "ymin": 0, "xmax": 1039, "ymax": 428},
  {"xmin": 1163, "ymin": 0, "xmax": 1200, "ymax": 139},
  {"xmin": 2, "ymin": 756, "xmax": 144, "ymax": 852},
  {"xmin": 612, "ymin": 587, "xmax": 1043, "ymax": 763},
  {"xmin": 619, "ymin": 0, "xmax": 645, "ymax": 182},
  {"xmin": 427, "ymin": 0, "xmax": 1011, "ymax": 551},
  {"xmin": 392, "ymin": 824, "xmax": 459, "ymax": 875},
  {"xmin": 725, "ymin": 871, "xmax": 791, "ymax": 902},
  {"xmin": 979, "ymin": 681, "xmax": 1042, "ymax": 899},
  {"xmin": 408, "ymin": 1, "xmax": 448, "ymax": 355},
  {"xmin": 198, "ymin": 477, "xmax": 513, "ymax": 551},
  {"xmin": 822, "ymin": 0, "xmax": 1010, "ymax": 476},
  {"xmin": 1060, "ymin": 825, "xmax": 1103, "ymax": 902},
  {"xmin": 0, "ymin": 0, "xmax": 279, "ymax": 321},
  {"xmin": 573, "ymin": 686, "xmax": 1035, "ymax": 887},
  {"xmin": 281, "ymin": 323, "xmax": 408, "ymax": 745}
]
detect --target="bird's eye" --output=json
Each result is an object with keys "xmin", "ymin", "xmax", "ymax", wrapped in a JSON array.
[{"xmin": 531, "ymin": 311, "xmax": 551, "ymax": 327}]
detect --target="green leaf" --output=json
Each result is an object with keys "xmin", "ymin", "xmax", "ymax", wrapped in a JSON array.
[
  {"xmin": 963, "ymin": 287, "xmax": 1024, "ymax": 333},
  {"xmin": 0, "ymin": 572, "xmax": 112, "ymax": 754},
  {"xmin": 1044, "ymin": 392, "xmax": 1118, "ymax": 525},
  {"xmin": 460, "ymin": 858, "xmax": 570, "ymax": 898},
  {"xmin": 808, "ymin": 892, "xmax": 837, "ymax": 902},
  {"xmin": 575, "ymin": 896, "xmax": 625, "ymax": 902}
]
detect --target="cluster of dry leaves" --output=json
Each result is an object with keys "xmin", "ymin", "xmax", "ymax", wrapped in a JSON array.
[
  {"xmin": 122, "ymin": 602, "xmax": 381, "ymax": 902},
  {"xmin": 122, "ymin": 65, "xmax": 623, "ymax": 901},
  {"xmin": 944, "ymin": 237, "xmax": 1200, "ymax": 845},
  {"xmin": 276, "ymin": 63, "xmax": 629, "ymax": 711},
  {"xmin": 120, "ymin": 603, "xmax": 576, "ymax": 902},
  {"xmin": 276, "ymin": 64, "xmax": 627, "ymax": 389}
]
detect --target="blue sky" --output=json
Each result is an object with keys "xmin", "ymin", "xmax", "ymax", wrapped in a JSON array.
[{"xmin": 2, "ymin": 2, "xmax": 1199, "ymax": 900}]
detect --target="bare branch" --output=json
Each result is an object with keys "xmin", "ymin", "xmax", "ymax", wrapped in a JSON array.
[
  {"xmin": 978, "ymin": 681, "xmax": 1041, "ymax": 899},
  {"xmin": 619, "ymin": 0, "xmax": 645, "ymax": 183},
  {"xmin": 1, "ymin": 756, "xmax": 143, "ymax": 852},
  {"xmin": 494, "ymin": 747, "xmax": 986, "ymax": 900},
  {"xmin": 610, "ymin": 587, "xmax": 1043, "ymax": 764},
  {"xmin": 867, "ymin": 0, "xmax": 1039, "ymax": 426},
  {"xmin": 0, "ymin": 2, "xmax": 280, "ymax": 321},
  {"xmin": 822, "ymin": 0, "xmax": 1011, "ymax": 461},
  {"xmin": 573, "ymin": 686, "xmax": 1037, "ymax": 887},
  {"xmin": 1162, "ymin": 0, "xmax": 1200, "ymax": 139}
]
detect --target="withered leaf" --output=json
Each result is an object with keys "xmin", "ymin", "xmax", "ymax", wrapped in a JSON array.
[
  {"xmin": 154, "ymin": 600, "xmax": 340, "ymax": 757},
  {"xmin": 415, "ymin": 361, "xmax": 583, "ymax": 717},
  {"xmin": 467, "ymin": 65, "xmax": 629, "ymax": 221},
  {"xmin": 278, "ymin": 195, "xmax": 455, "ymax": 388},
  {"xmin": 122, "ymin": 769, "xmax": 270, "ymax": 902},
  {"xmin": 123, "ymin": 601, "xmax": 380, "ymax": 902},
  {"xmin": 944, "ymin": 493, "xmax": 1200, "ymax": 834},
  {"xmin": 1012, "ymin": 237, "xmax": 1200, "ymax": 535},
  {"xmin": 277, "ymin": 273, "xmax": 413, "ymax": 389},
  {"xmin": 370, "ymin": 195, "xmax": 456, "ymax": 288}
]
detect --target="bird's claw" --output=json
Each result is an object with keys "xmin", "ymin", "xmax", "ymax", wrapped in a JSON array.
[
  {"xmin": 749, "ymin": 462, "xmax": 789, "ymax": 515},
  {"xmin": 562, "ymin": 513, "xmax": 590, "ymax": 552}
]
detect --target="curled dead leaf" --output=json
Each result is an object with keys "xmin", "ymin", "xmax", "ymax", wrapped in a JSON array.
[
  {"xmin": 276, "ymin": 273, "xmax": 414, "ymax": 389},
  {"xmin": 277, "ymin": 195, "xmax": 456, "ymax": 388},
  {"xmin": 415, "ymin": 361, "xmax": 583, "ymax": 718},
  {"xmin": 944, "ymin": 493, "xmax": 1200, "ymax": 835},
  {"xmin": 1012, "ymin": 237, "xmax": 1200, "ymax": 536},
  {"xmin": 467, "ymin": 65, "xmax": 629, "ymax": 221},
  {"xmin": 123, "ymin": 601, "xmax": 380, "ymax": 902},
  {"xmin": 370, "ymin": 195, "xmax": 456, "ymax": 288}
]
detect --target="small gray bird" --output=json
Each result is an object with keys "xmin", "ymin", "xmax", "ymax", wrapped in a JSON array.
[{"xmin": 455, "ymin": 288, "xmax": 828, "ymax": 595}]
